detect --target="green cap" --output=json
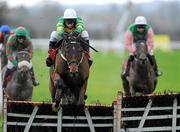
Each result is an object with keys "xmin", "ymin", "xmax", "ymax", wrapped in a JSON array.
[{"xmin": 15, "ymin": 26, "xmax": 27, "ymax": 36}]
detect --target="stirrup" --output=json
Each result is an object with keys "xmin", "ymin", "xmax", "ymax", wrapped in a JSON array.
[
  {"xmin": 88, "ymin": 59, "xmax": 93, "ymax": 66},
  {"xmin": 33, "ymin": 80, "xmax": 39, "ymax": 86},
  {"xmin": 122, "ymin": 70, "xmax": 128, "ymax": 77},
  {"xmin": 156, "ymin": 70, "xmax": 162, "ymax": 77}
]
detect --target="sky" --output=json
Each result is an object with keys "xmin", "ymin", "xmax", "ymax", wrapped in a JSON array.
[{"xmin": 4, "ymin": 0, "xmax": 157, "ymax": 7}]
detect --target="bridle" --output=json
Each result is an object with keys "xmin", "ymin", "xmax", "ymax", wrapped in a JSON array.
[{"xmin": 60, "ymin": 40, "xmax": 84, "ymax": 67}]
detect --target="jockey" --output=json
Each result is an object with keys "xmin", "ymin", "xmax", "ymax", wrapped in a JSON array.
[
  {"xmin": 0, "ymin": 25, "xmax": 11, "ymax": 44},
  {"xmin": 3, "ymin": 26, "xmax": 39, "ymax": 87},
  {"xmin": 0, "ymin": 25, "xmax": 14, "ymax": 68},
  {"xmin": 122, "ymin": 16, "xmax": 161, "ymax": 77},
  {"xmin": 0, "ymin": 25, "xmax": 13, "ymax": 56},
  {"xmin": 46, "ymin": 8, "xmax": 93, "ymax": 67}
]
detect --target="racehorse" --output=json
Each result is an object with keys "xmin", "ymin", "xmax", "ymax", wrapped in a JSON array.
[
  {"xmin": 121, "ymin": 40, "xmax": 157, "ymax": 95},
  {"xmin": 2, "ymin": 51, "xmax": 33, "ymax": 101},
  {"xmin": 0, "ymin": 40, "xmax": 8, "ymax": 69},
  {"xmin": 49, "ymin": 33, "xmax": 90, "ymax": 110}
]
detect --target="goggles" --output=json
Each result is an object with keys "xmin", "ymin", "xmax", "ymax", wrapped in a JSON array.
[
  {"xmin": 17, "ymin": 36, "xmax": 26, "ymax": 40},
  {"xmin": 65, "ymin": 19, "xmax": 76, "ymax": 25},
  {"xmin": 137, "ymin": 25, "xmax": 145, "ymax": 29}
]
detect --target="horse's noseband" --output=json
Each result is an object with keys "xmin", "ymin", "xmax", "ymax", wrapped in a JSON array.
[
  {"xmin": 67, "ymin": 60, "xmax": 79, "ymax": 66},
  {"xmin": 60, "ymin": 52, "xmax": 84, "ymax": 67}
]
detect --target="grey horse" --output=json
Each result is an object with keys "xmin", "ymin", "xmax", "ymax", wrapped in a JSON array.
[
  {"xmin": 121, "ymin": 40, "xmax": 157, "ymax": 95},
  {"xmin": 2, "ymin": 51, "xmax": 33, "ymax": 101}
]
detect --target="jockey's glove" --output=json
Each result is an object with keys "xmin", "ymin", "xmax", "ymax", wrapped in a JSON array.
[
  {"xmin": 46, "ymin": 56, "xmax": 53, "ymax": 67},
  {"xmin": 62, "ymin": 32, "xmax": 69, "ymax": 40}
]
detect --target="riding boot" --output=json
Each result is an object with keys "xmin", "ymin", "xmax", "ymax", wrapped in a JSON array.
[
  {"xmin": 3, "ymin": 68, "xmax": 13, "ymax": 88},
  {"xmin": 30, "ymin": 67, "xmax": 39, "ymax": 86},
  {"xmin": 148, "ymin": 55, "xmax": 161, "ymax": 77},
  {"xmin": 85, "ymin": 51, "xmax": 93, "ymax": 66},
  {"xmin": 84, "ymin": 40, "xmax": 93, "ymax": 66},
  {"xmin": 122, "ymin": 55, "xmax": 134, "ymax": 77},
  {"xmin": 46, "ymin": 41, "xmax": 57, "ymax": 67},
  {"xmin": 54, "ymin": 88, "xmax": 62, "ymax": 104}
]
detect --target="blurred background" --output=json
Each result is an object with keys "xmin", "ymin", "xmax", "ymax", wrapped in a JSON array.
[
  {"xmin": 0, "ymin": 0, "xmax": 180, "ymax": 104},
  {"xmin": 1, "ymin": 0, "xmax": 180, "ymax": 49}
]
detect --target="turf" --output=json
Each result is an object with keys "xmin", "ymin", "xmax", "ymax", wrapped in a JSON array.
[
  {"xmin": 32, "ymin": 49, "xmax": 180, "ymax": 105},
  {"xmin": 0, "ymin": 49, "xmax": 179, "ymax": 130}
]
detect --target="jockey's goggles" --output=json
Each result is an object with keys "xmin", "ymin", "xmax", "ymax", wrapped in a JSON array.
[
  {"xmin": 137, "ymin": 25, "xmax": 145, "ymax": 29},
  {"xmin": 17, "ymin": 36, "xmax": 26, "ymax": 40},
  {"xmin": 65, "ymin": 19, "xmax": 76, "ymax": 25}
]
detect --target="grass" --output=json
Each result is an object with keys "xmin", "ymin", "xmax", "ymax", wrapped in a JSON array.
[
  {"xmin": 32, "ymin": 49, "xmax": 180, "ymax": 105},
  {"xmin": 0, "ymin": 49, "xmax": 180, "ymax": 130},
  {"xmin": 0, "ymin": 116, "xmax": 2, "ymax": 131}
]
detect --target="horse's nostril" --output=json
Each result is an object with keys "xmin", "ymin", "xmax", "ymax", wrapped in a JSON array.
[
  {"xmin": 69, "ymin": 64, "xmax": 78, "ymax": 73},
  {"xmin": 69, "ymin": 72, "xmax": 78, "ymax": 78}
]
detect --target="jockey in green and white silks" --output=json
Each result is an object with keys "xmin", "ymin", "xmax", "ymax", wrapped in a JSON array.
[
  {"xmin": 122, "ymin": 16, "xmax": 161, "ymax": 77},
  {"xmin": 46, "ymin": 8, "xmax": 92, "ymax": 67}
]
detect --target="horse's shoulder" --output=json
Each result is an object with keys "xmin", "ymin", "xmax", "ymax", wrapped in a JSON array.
[{"xmin": 56, "ymin": 51, "xmax": 61, "ymax": 59}]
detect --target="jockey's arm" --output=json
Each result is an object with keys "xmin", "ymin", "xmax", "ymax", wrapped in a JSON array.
[
  {"xmin": 147, "ymin": 28, "xmax": 154, "ymax": 53},
  {"xmin": 124, "ymin": 30, "xmax": 136, "ymax": 53},
  {"xmin": 0, "ymin": 33, "xmax": 2, "ymax": 42},
  {"xmin": 56, "ymin": 18, "xmax": 64, "ymax": 37},
  {"xmin": 75, "ymin": 17, "xmax": 85, "ymax": 33},
  {"xmin": 0, "ymin": 33, "xmax": 4, "ymax": 43},
  {"xmin": 49, "ymin": 31, "xmax": 60, "ymax": 49},
  {"xmin": 27, "ymin": 38, "xmax": 33, "ymax": 59},
  {"xmin": 6, "ymin": 37, "xmax": 17, "ymax": 66}
]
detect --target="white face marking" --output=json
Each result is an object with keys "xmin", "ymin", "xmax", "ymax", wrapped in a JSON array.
[{"xmin": 72, "ymin": 46, "xmax": 75, "ymax": 50}]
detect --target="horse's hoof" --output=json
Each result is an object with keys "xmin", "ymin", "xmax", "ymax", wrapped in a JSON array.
[
  {"xmin": 77, "ymin": 100, "xmax": 85, "ymax": 106},
  {"xmin": 84, "ymin": 95, "xmax": 88, "ymax": 100},
  {"xmin": 52, "ymin": 102, "xmax": 60, "ymax": 112}
]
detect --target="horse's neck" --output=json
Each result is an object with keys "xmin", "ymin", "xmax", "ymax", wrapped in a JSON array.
[
  {"xmin": 13, "ymin": 71, "xmax": 30, "ymax": 83},
  {"xmin": 133, "ymin": 61, "xmax": 151, "ymax": 78}
]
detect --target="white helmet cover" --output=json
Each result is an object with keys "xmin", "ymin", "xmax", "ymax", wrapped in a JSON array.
[
  {"xmin": 135, "ymin": 16, "xmax": 147, "ymax": 25},
  {"xmin": 63, "ymin": 8, "xmax": 77, "ymax": 19}
]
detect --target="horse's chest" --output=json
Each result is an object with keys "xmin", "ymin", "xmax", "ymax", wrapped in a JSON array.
[{"xmin": 63, "ymin": 73, "xmax": 83, "ymax": 86}]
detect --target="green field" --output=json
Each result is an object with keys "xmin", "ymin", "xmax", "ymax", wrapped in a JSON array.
[
  {"xmin": 32, "ymin": 49, "xmax": 180, "ymax": 105},
  {"xmin": 0, "ymin": 49, "xmax": 180, "ymax": 130}
]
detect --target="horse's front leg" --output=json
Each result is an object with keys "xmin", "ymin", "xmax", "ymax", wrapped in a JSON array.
[
  {"xmin": 121, "ymin": 75, "xmax": 131, "ymax": 96},
  {"xmin": 52, "ymin": 77, "xmax": 65, "ymax": 112},
  {"xmin": 52, "ymin": 88, "xmax": 62, "ymax": 112},
  {"xmin": 77, "ymin": 81, "xmax": 87, "ymax": 105},
  {"xmin": 129, "ymin": 85, "xmax": 135, "ymax": 96}
]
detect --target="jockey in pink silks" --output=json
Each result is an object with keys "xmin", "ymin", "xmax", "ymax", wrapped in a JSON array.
[{"xmin": 122, "ymin": 16, "xmax": 161, "ymax": 77}]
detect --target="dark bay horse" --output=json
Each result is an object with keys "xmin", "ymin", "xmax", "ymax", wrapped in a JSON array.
[
  {"xmin": 2, "ymin": 51, "xmax": 33, "ymax": 101},
  {"xmin": 121, "ymin": 40, "xmax": 157, "ymax": 95},
  {"xmin": 49, "ymin": 33, "xmax": 90, "ymax": 110}
]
